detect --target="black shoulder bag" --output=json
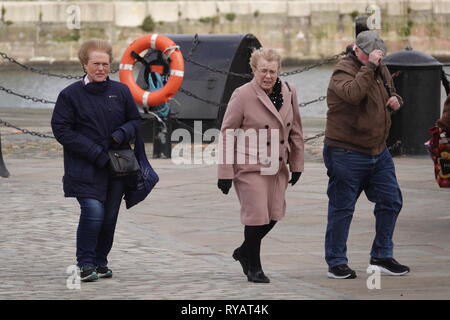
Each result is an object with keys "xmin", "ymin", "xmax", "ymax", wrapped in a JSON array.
[{"xmin": 108, "ymin": 148, "xmax": 140, "ymax": 176}]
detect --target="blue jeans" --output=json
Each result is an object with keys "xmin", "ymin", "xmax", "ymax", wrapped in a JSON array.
[
  {"xmin": 323, "ymin": 145, "xmax": 403, "ymax": 268},
  {"xmin": 76, "ymin": 178, "xmax": 126, "ymax": 268}
]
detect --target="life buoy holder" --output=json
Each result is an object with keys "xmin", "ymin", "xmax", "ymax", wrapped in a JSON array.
[{"xmin": 119, "ymin": 34, "xmax": 184, "ymax": 107}]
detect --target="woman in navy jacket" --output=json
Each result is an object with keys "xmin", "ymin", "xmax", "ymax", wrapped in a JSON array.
[{"xmin": 51, "ymin": 39, "xmax": 140, "ymax": 282}]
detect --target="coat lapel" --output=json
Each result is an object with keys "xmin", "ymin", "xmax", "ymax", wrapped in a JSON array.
[{"xmin": 252, "ymin": 79, "xmax": 284, "ymax": 126}]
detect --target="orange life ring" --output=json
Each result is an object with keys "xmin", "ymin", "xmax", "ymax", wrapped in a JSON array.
[{"xmin": 119, "ymin": 34, "xmax": 184, "ymax": 107}]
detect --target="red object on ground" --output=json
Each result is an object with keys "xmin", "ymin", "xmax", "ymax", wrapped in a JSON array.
[{"xmin": 425, "ymin": 126, "xmax": 450, "ymax": 188}]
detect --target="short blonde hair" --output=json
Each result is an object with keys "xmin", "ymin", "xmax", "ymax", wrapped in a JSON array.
[
  {"xmin": 78, "ymin": 39, "xmax": 113, "ymax": 65},
  {"xmin": 249, "ymin": 48, "xmax": 281, "ymax": 72}
]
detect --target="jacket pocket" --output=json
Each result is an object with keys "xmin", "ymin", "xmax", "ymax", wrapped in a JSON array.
[{"xmin": 64, "ymin": 154, "xmax": 96, "ymax": 183}]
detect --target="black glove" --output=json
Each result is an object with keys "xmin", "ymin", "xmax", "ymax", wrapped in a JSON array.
[
  {"xmin": 218, "ymin": 179, "xmax": 232, "ymax": 194},
  {"xmin": 289, "ymin": 172, "xmax": 302, "ymax": 186}
]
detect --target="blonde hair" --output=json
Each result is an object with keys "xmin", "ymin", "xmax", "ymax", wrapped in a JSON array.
[
  {"xmin": 249, "ymin": 48, "xmax": 281, "ymax": 72},
  {"xmin": 78, "ymin": 39, "xmax": 113, "ymax": 66}
]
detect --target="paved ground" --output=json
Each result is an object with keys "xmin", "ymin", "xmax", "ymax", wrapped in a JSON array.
[{"xmin": 0, "ymin": 109, "xmax": 449, "ymax": 300}]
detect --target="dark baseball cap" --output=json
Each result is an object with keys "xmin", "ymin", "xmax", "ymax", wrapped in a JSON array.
[{"xmin": 356, "ymin": 30, "xmax": 387, "ymax": 55}]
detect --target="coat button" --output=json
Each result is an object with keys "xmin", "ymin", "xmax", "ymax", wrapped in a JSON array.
[
  {"xmin": 280, "ymin": 140, "xmax": 285, "ymax": 144},
  {"xmin": 267, "ymin": 141, "xmax": 271, "ymax": 146},
  {"xmin": 279, "ymin": 157, "xmax": 282, "ymax": 161},
  {"xmin": 287, "ymin": 122, "xmax": 291, "ymax": 127}
]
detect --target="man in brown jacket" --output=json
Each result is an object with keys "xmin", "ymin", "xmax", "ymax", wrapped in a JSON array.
[{"xmin": 323, "ymin": 31, "xmax": 410, "ymax": 279}]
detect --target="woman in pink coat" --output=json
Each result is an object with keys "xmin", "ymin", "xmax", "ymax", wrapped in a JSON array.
[{"xmin": 217, "ymin": 48, "xmax": 304, "ymax": 283}]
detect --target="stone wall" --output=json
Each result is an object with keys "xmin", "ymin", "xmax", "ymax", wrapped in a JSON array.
[{"xmin": 0, "ymin": 0, "xmax": 449, "ymax": 64}]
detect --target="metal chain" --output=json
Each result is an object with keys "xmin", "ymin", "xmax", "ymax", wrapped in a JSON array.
[
  {"xmin": 179, "ymin": 85, "xmax": 326, "ymax": 109},
  {"xmin": 185, "ymin": 56, "xmax": 253, "ymax": 79},
  {"xmin": 186, "ymin": 34, "xmax": 344, "ymax": 79},
  {"xmin": 280, "ymin": 53, "xmax": 344, "ymax": 77},
  {"xmin": 1, "ymin": 111, "xmax": 326, "ymax": 143},
  {"xmin": 0, "ymin": 118, "xmax": 55, "ymax": 139},
  {"xmin": 187, "ymin": 33, "xmax": 200, "ymax": 60},
  {"xmin": 1, "ymin": 51, "xmax": 83, "ymax": 79},
  {"xmin": 304, "ymin": 131, "xmax": 325, "ymax": 142},
  {"xmin": 300, "ymin": 96, "xmax": 327, "ymax": 107},
  {"xmin": 0, "ymin": 85, "xmax": 56, "ymax": 104},
  {"xmin": 0, "ymin": 79, "xmax": 326, "ymax": 110},
  {"xmin": 0, "ymin": 51, "xmax": 118, "ymax": 78},
  {"xmin": 2, "ymin": 36, "xmax": 343, "ymax": 82},
  {"xmin": 2, "ymin": 37, "xmax": 335, "ymax": 109},
  {"xmin": 178, "ymin": 86, "xmax": 226, "ymax": 108}
]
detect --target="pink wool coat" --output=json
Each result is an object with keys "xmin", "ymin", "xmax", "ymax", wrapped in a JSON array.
[{"xmin": 218, "ymin": 78, "xmax": 304, "ymax": 226}]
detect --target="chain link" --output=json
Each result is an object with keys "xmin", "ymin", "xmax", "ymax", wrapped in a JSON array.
[
  {"xmin": 186, "ymin": 34, "xmax": 344, "ymax": 79},
  {"xmin": 300, "ymin": 96, "xmax": 327, "ymax": 107},
  {"xmin": 304, "ymin": 131, "xmax": 325, "ymax": 142},
  {"xmin": 0, "ymin": 118, "xmax": 55, "ymax": 139},
  {"xmin": 1, "ymin": 112, "xmax": 327, "ymax": 144},
  {"xmin": 0, "ymin": 80, "xmax": 326, "ymax": 109},
  {"xmin": 178, "ymin": 86, "xmax": 225, "ymax": 108},
  {"xmin": 1, "ymin": 51, "xmax": 83, "ymax": 79},
  {"xmin": 280, "ymin": 53, "xmax": 344, "ymax": 77},
  {"xmin": 0, "ymin": 85, "xmax": 56, "ymax": 104},
  {"xmin": 0, "ymin": 51, "xmax": 118, "ymax": 79}
]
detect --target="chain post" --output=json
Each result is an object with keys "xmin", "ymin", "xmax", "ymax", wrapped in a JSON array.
[{"xmin": 0, "ymin": 130, "xmax": 10, "ymax": 177}]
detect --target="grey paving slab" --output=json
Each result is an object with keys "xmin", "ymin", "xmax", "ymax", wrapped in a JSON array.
[{"xmin": 0, "ymin": 117, "xmax": 449, "ymax": 300}]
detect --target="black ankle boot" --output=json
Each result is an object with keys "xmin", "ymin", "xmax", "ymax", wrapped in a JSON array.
[
  {"xmin": 247, "ymin": 270, "xmax": 270, "ymax": 283},
  {"xmin": 232, "ymin": 247, "xmax": 248, "ymax": 276}
]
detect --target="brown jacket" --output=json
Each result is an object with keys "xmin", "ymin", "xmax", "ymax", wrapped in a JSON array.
[
  {"xmin": 325, "ymin": 53, "xmax": 402, "ymax": 155},
  {"xmin": 437, "ymin": 94, "xmax": 450, "ymax": 132}
]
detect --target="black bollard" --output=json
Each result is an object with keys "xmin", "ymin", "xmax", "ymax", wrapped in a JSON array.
[
  {"xmin": 384, "ymin": 48, "xmax": 443, "ymax": 155},
  {"xmin": 0, "ymin": 131, "xmax": 10, "ymax": 178},
  {"xmin": 355, "ymin": 16, "xmax": 370, "ymax": 38}
]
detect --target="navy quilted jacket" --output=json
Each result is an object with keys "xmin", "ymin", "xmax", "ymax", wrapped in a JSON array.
[{"xmin": 51, "ymin": 77, "xmax": 141, "ymax": 202}]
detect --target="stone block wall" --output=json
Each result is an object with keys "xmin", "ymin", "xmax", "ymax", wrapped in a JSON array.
[{"xmin": 0, "ymin": 0, "xmax": 449, "ymax": 64}]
